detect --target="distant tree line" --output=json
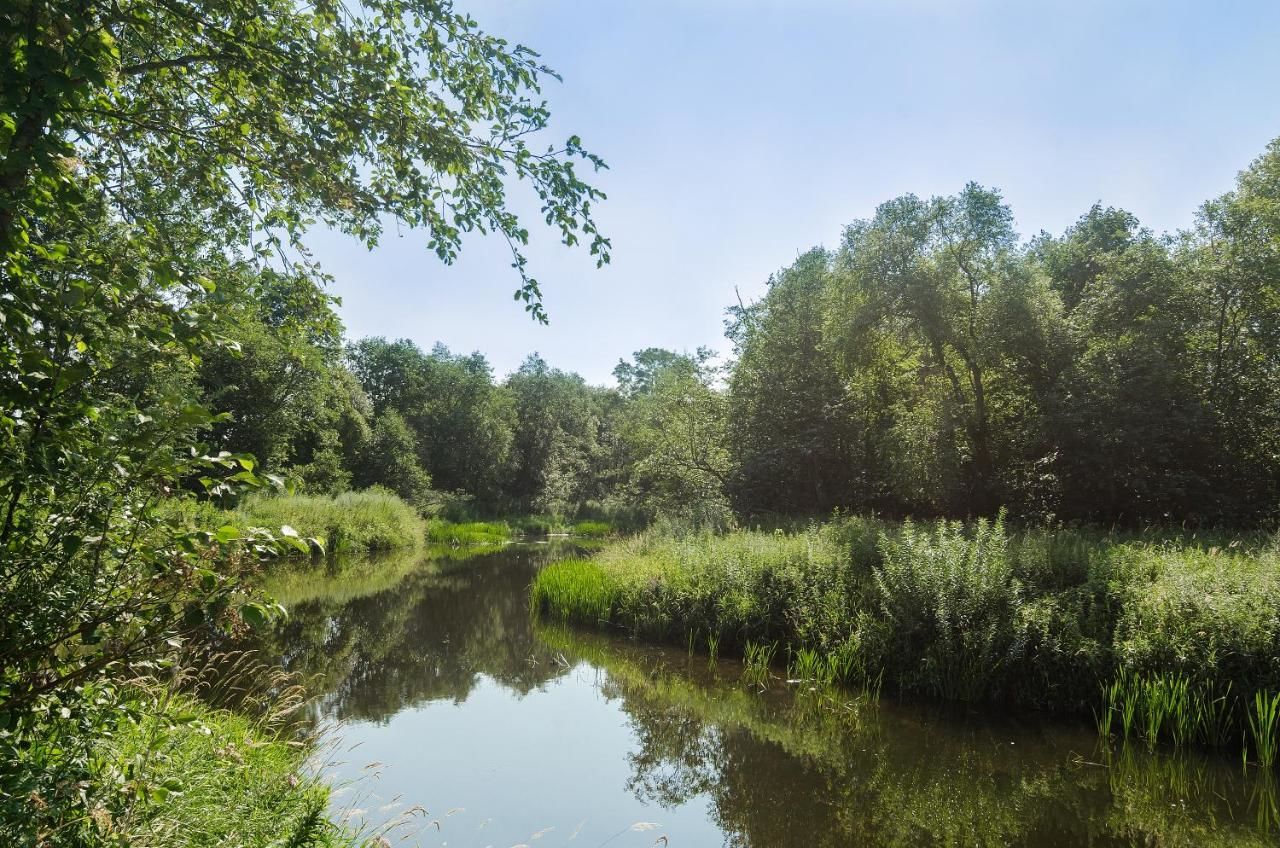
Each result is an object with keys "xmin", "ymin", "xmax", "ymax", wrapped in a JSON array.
[{"xmin": 196, "ymin": 139, "xmax": 1280, "ymax": 527}]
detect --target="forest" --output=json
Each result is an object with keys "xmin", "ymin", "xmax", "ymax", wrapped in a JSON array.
[{"xmin": 190, "ymin": 144, "xmax": 1280, "ymax": 532}]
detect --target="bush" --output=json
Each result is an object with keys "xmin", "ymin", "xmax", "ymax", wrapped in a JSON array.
[{"xmin": 874, "ymin": 513, "xmax": 1022, "ymax": 702}]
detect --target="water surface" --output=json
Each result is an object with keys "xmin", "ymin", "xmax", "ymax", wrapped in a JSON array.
[{"xmin": 254, "ymin": 544, "xmax": 1279, "ymax": 847}]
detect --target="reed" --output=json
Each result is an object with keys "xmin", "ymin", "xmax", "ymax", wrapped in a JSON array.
[
  {"xmin": 1247, "ymin": 691, "xmax": 1280, "ymax": 768},
  {"xmin": 741, "ymin": 640, "xmax": 778, "ymax": 688},
  {"xmin": 529, "ymin": 559, "xmax": 616, "ymax": 624},
  {"xmin": 426, "ymin": 520, "xmax": 512, "ymax": 545}
]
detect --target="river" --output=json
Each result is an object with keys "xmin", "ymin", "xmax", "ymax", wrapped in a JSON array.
[{"xmin": 251, "ymin": 543, "xmax": 1278, "ymax": 847}]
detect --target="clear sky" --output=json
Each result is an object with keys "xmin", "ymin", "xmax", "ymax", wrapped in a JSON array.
[{"xmin": 311, "ymin": 0, "xmax": 1280, "ymax": 385}]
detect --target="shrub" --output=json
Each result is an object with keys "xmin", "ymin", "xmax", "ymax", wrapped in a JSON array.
[{"xmin": 873, "ymin": 512, "xmax": 1023, "ymax": 702}]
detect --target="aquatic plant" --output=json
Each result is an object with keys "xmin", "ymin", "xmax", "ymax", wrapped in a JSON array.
[
  {"xmin": 426, "ymin": 520, "xmax": 512, "ymax": 546},
  {"xmin": 529, "ymin": 559, "xmax": 616, "ymax": 623},
  {"xmin": 1247, "ymin": 691, "xmax": 1280, "ymax": 768},
  {"xmin": 571, "ymin": 520, "xmax": 614, "ymax": 538},
  {"xmin": 741, "ymin": 640, "xmax": 778, "ymax": 688}
]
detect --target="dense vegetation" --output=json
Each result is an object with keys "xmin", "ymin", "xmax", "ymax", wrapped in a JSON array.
[
  {"xmin": 0, "ymin": 0, "xmax": 606, "ymax": 843},
  {"xmin": 538, "ymin": 622, "xmax": 1280, "ymax": 848},
  {"xmin": 185, "ymin": 139, "xmax": 1280, "ymax": 530},
  {"xmin": 4, "ymin": 0, "xmax": 1279, "ymax": 838},
  {"xmin": 533, "ymin": 517, "xmax": 1280, "ymax": 761}
]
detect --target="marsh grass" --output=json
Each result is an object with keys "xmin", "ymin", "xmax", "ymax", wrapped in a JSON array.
[
  {"xmin": 181, "ymin": 490, "xmax": 425, "ymax": 557},
  {"xmin": 533, "ymin": 515, "xmax": 1280, "ymax": 758},
  {"xmin": 529, "ymin": 559, "xmax": 616, "ymax": 623},
  {"xmin": 741, "ymin": 640, "xmax": 778, "ymax": 688},
  {"xmin": 1248, "ymin": 692, "xmax": 1280, "ymax": 768},
  {"xmin": 426, "ymin": 519, "xmax": 512, "ymax": 545},
  {"xmin": 571, "ymin": 520, "xmax": 614, "ymax": 538},
  {"xmin": 425, "ymin": 516, "xmax": 616, "ymax": 545}
]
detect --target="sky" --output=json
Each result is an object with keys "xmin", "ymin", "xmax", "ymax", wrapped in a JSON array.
[{"xmin": 311, "ymin": 0, "xmax": 1280, "ymax": 386}]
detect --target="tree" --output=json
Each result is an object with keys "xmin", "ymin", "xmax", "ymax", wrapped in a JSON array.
[
  {"xmin": 1, "ymin": 0, "xmax": 609, "ymax": 317},
  {"xmin": 615, "ymin": 350, "xmax": 733, "ymax": 527},
  {"xmin": 827, "ymin": 186, "xmax": 1035, "ymax": 514},
  {"xmin": 1, "ymin": 0, "xmax": 608, "ymax": 835},
  {"xmin": 355, "ymin": 410, "xmax": 433, "ymax": 511},
  {"xmin": 504, "ymin": 353, "xmax": 608, "ymax": 516},
  {"xmin": 726, "ymin": 248, "xmax": 866, "ymax": 517},
  {"xmin": 346, "ymin": 338, "xmax": 515, "ymax": 508},
  {"xmin": 1183, "ymin": 141, "xmax": 1280, "ymax": 520}
]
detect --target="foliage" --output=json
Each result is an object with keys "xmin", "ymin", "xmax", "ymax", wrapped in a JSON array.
[
  {"xmin": 874, "ymin": 512, "xmax": 1022, "ymax": 701},
  {"xmin": 353, "ymin": 410, "xmax": 434, "ymax": 512},
  {"xmin": 611, "ymin": 349, "xmax": 734, "ymax": 528},
  {"xmin": 534, "ymin": 518, "xmax": 1280, "ymax": 750},
  {"xmin": 1, "ymin": 0, "xmax": 607, "ymax": 837},
  {"xmin": 235, "ymin": 490, "xmax": 424, "ymax": 555}
]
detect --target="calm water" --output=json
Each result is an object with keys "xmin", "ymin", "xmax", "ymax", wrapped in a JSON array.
[{"xmin": 254, "ymin": 544, "xmax": 1279, "ymax": 847}]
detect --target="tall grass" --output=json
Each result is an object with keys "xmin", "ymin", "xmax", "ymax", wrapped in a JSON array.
[
  {"xmin": 425, "ymin": 516, "xmax": 616, "ymax": 544},
  {"xmin": 173, "ymin": 490, "xmax": 426, "ymax": 556},
  {"xmin": 108, "ymin": 696, "xmax": 349, "ymax": 846},
  {"xmin": 532, "ymin": 515, "xmax": 1280, "ymax": 758},
  {"xmin": 426, "ymin": 519, "xmax": 512, "ymax": 545},
  {"xmin": 529, "ymin": 559, "xmax": 616, "ymax": 623}
]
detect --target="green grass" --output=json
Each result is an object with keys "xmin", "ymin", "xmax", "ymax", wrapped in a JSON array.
[
  {"xmin": 426, "ymin": 516, "xmax": 616, "ymax": 544},
  {"xmin": 169, "ymin": 490, "xmax": 425, "ymax": 556},
  {"xmin": 570, "ymin": 520, "xmax": 614, "ymax": 538},
  {"xmin": 236, "ymin": 491, "xmax": 424, "ymax": 555},
  {"xmin": 530, "ymin": 558, "xmax": 617, "ymax": 623},
  {"xmin": 426, "ymin": 519, "xmax": 513, "ymax": 545},
  {"xmin": 532, "ymin": 516, "xmax": 1280, "ymax": 758},
  {"xmin": 98, "ymin": 695, "xmax": 355, "ymax": 847}
]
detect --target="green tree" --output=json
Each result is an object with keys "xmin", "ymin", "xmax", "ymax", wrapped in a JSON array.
[
  {"xmin": 1, "ymin": 0, "xmax": 608, "ymax": 837},
  {"xmin": 355, "ymin": 409, "xmax": 434, "ymax": 511},
  {"xmin": 615, "ymin": 349, "xmax": 732, "ymax": 527},
  {"xmin": 726, "ymin": 248, "xmax": 868, "ymax": 517},
  {"xmin": 827, "ymin": 186, "xmax": 1040, "ymax": 514},
  {"xmin": 504, "ymin": 353, "xmax": 608, "ymax": 516},
  {"xmin": 347, "ymin": 338, "xmax": 515, "ymax": 508}
]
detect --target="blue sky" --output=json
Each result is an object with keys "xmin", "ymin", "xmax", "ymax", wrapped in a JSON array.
[{"xmin": 312, "ymin": 0, "xmax": 1280, "ymax": 385}]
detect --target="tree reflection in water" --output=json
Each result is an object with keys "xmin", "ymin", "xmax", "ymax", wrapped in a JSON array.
[{"xmin": 248, "ymin": 546, "xmax": 1279, "ymax": 847}]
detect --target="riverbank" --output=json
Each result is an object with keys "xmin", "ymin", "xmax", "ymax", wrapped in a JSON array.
[
  {"xmin": 532, "ymin": 516, "xmax": 1280, "ymax": 760},
  {"xmin": 14, "ymin": 687, "xmax": 358, "ymax": 847},
  {"xmin": 426, "ymin": 517, "xmax": 616, "ymax": 545},
  {"xmin": 170, "ymin": 490, "xmax": 426, "ymax": 556}
]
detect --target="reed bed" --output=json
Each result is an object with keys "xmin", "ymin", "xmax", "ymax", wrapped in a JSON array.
[
  {"xmin": 531, "ymin": 515, "xmax": 1280, "ymax": 760},
  {"xmin": 426, "ymin": 519, "xmax": 513, "ymax": 545},
  {"xmin": 236, "ymin": 490, "xmax": 424, "ymax": 555}
]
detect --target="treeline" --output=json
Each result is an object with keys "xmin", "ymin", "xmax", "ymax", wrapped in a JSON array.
[
  {"xmin": 191, "ymin": 293, "xmax": 725, "ymax": 523},
  {"xmin": 205, "ymin": 138, "xmax": 1280, "ymax": 528},
  {"xmin": 727, "ymin": 143, "xmax": 1280, "ymax": 524}
]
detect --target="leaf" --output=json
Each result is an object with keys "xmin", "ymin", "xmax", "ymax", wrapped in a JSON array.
[{"xmin": 240, "ymin": 603, "xmax": 268, "ymax": 629}]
